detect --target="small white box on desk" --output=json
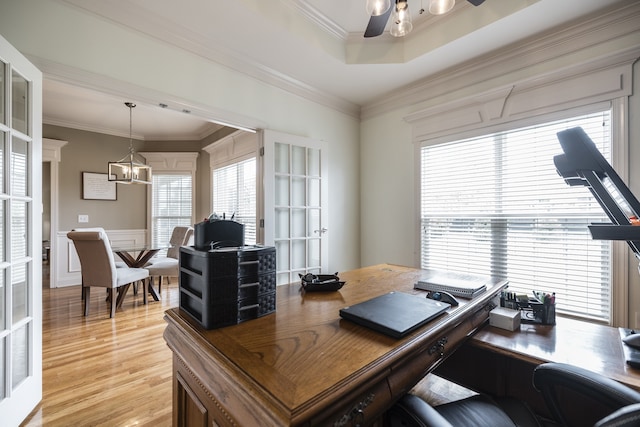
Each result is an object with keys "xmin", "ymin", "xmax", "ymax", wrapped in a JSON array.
[{"xmin": 490, "ymin": 307, "xmax": 521, "ymax": 331}]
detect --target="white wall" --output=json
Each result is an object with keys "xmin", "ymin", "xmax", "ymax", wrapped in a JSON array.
[
  {"xmin": 2, "ymin": 1, "xmax": 639, "ymax": 315},
  {"xmin": 360, "ymin": 2, "xmax": 640, "ymax": 326},
  {"xmin": 0, "ymin": 0, "xmax": 362, "ymax": 274}
]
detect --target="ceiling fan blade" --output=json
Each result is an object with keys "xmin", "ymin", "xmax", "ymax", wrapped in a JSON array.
[
  {"xmin": 364, "ymin": 4, "xmax": 394, "ymax": 38},
  {"xmin": 467, "ymin": 0, "xmax": 485, "ymax": 5}
]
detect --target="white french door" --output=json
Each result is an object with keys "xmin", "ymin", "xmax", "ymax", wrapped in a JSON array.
[
  {"xmin": 0, "ymin": 35, "xmax": 43, "ymax": 425},
  {"xmin": 261, "ymin": 130, "xmax": 328, "ymax": 285}
]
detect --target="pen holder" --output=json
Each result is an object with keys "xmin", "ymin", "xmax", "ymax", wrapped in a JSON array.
[
  {"xmin": 525, "ymin": 301, "xmax": 556, "ymax": 325},
  {"xmin": 500, "ymin": 291, "xmax": 556, "ymax": 325}
]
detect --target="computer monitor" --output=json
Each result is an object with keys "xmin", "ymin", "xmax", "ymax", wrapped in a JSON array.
[{"xmin": 554, "ymin": 126, "xmax": 640, "ymax": 260}]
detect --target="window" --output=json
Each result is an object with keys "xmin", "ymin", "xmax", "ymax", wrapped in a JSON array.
[
  {"xmin": 420, "ymin": 111, "xmax": 612, "ymax": 322},
  {"xmin": 212, "ymin": 157, "xmax": 256, "ymax": 245},
  {"xmin": 152, "ymin": 174, "xmax": 193, "ymax": 254}
]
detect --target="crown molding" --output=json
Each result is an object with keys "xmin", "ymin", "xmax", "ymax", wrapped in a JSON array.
[
  {"xmin": 361, "ymin": 1, "xmax": 640, "ymax": 120},
  {"xmin": 138, "ymin": 152, "xmax": 199, "ymax": 172},
  {"xmin": 290, "ymin": 0, "xmax": 348, "ymax": 40},
  {"xmin": 56, "ymin": 0, "xmax": 360, "ymax": 119},
  {"xmin": 404, "ymin": 53, "xmax": 634, "ymax": 143},
  {"xmin": 33, "ymin": 55, "xmax": 267, "ymax": 135}
]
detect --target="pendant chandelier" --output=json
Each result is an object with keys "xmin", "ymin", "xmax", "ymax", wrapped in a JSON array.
[{"xmin": 108, "ymin": 102, "xmax": 152, "ymax": 185}]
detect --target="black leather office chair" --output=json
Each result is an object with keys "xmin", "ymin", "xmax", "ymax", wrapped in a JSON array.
[{"xmin": 387, "ymin": 363, "xmax": 640, "ymax": 427}]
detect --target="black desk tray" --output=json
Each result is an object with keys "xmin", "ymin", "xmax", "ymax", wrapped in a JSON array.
[{"xmin": 300, "ymin": 273, "xmax": 345, "ymax": 292}]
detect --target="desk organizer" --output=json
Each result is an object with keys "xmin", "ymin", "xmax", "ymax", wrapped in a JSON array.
[
  {"xmin": 194, "ymin": 219, "xmax": 244, "ymax": 250},
  {"xmin": 520, "ymin": 301, "xmax": 556, "ymax": 325},
  {"xmin": 500, "ymin": 290, "xmax": 556, "ymax": 325},
  {"xmin": 179, "ymin": 245, "xmax": 276, "ymax": 329}
]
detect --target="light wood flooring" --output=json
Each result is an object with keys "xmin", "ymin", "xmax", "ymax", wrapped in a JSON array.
[
  {"xmin": 23, "ymin": 268, "xmax": 473, "ymax": 426},
  {"xmin": 22, "ymin": 272, "xmax": 178, "ymax": 427}
]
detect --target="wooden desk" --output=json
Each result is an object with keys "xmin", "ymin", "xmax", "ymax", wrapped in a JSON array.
[
  {"xmin": 436, "ymin": 316, "xmax": 640, "ymax": 419},
  {"xmin": 163, "ymin": 264, "xmax": 507, "ymax": 426}
]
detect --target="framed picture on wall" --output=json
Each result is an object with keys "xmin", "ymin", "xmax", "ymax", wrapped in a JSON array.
[{"xmin": 82, "ymin": 172, "xmax": 117, "ymax": 200}]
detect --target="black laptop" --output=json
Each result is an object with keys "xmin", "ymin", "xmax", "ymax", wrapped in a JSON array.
[{"xmin": 339, "ymin": 291, "xmax": 450, "ymax": 338}]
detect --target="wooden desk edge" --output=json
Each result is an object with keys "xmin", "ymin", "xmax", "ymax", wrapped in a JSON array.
[{"xmin": 163, "ymin": 266, "xmax": 508, "ymax": 426}]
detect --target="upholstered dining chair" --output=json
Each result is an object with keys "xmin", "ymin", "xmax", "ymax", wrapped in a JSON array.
[
  {"xmin": 145, "ymin": 226, "xmax": 193, "ymax": 292},
  {"xmin": 67, "ymin": 228, "xmax": 150, "ymax": 318},
  {"xmin": 71, "ymin": 227, "xmax": 128, "ymax": 269}
]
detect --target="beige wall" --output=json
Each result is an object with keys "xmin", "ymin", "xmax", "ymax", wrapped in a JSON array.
[
  {"xmin": 44, "ymin": 125, "xmax": 150, "ymax": 230},
  {"xmin": 44, "ymin": 124, "xmax": 223, "ymax": 232}
]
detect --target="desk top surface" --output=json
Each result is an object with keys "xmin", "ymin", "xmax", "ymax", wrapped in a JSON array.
[
  {"xmin": 164, "ymin": 264, "xmax": 506, "ymax": 423},
  {"xmin": 471, "ymin": 316, "xmax": 640, "ymax": 390}
]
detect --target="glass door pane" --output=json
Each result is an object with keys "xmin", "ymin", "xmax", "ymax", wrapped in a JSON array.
[
  {"xmin": 11, "ymin": 71, "xmax": 27, "ymax": 135},
  {"xmin": 0, "ymin": 34, "xmax": 43, "ymax": 425},
  {"xmin": 0, "ymin": 62, "xmax": 5, "ymax": 125},
  {"xmin": 12, "ymin": 137, "xmax": 29, "ymax": 197},
  {"xmin": 263, "ymin": 132, "xmax": 328, "ymax": 285}
]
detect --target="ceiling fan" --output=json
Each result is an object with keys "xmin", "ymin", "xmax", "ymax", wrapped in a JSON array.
[{"xmin": 364, "ymin": 0, "xmax": 486, "ymax": 38}]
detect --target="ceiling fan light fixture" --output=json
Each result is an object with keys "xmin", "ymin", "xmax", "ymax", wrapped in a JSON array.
[
  {"xmin": 365, "ymin": 0, "xmax": 391, "ymax": 16},
  {"xmin": 428, "ymin": 0, "xmax": 455, "ymax": 15},
  {"xmin": 390, "ymin": 0, "xmax": 413, "ymax": 37}
]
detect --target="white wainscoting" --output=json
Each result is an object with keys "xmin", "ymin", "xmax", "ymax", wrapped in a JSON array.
[{"xmin": 54, "ymin": 229, "xmax": 148, "ymax": 288}]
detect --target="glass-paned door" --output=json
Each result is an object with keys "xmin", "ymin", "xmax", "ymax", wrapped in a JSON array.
[
  {"xmin": 262, "ymin": 130, "xmax": 328, "ymax": 285},
  {"xmin": 0, "ymin": 35, "xmax": 43, "ymax": 425}
]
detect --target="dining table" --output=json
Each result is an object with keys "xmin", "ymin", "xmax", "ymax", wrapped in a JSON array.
[{"xmin": 111, "ymin": 245, "xmax": 167, "ymax": 301}]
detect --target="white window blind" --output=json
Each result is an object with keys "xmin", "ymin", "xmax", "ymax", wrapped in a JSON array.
[
  {"xmin": 152, "ymin": 174, "xmax": 193, "ymax": 254},
  {"xmin": 421, "ymin": 111, "xmax": 612, "ymax": 321},
  {"xmin": 213, "ymin": 157, "xmax": 256, "ymax": 245}
]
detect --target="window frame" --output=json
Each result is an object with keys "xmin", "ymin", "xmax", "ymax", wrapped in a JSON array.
[
  {"xmin": 140, "ymin": 152, "xmax": 198, "ymax": 250},
  {"xmin": 203, "ymin": 130, "xmax": 260, "ymax": 244},
  {"xmin": 211, "ymin": 155, "xmax": 257, "ymax": 245},
  {"xmin": 150, "ymin": 172, "xmax": 194, "ymax": 253},
  {"xmin": 419, "ymin": 108, "xmax": 619, "ymax": 322},
  {"xmin": 414, "ymin": 100, "xmax": 629, "ymax": 325}
]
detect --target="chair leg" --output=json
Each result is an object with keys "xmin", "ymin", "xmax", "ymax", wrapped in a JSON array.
[
  {"xmin": 84, "ymin": 287, "xmax": 90, "ymax": 316},
  {"xmin": 109, "ymin": 289, "xmax": 116, "ymax": 318},
  {"xmin": 158, "ymin": 276, "xmax": 163, "ymax": 293},
  {"xmin": 142, "ymin": 279, "xmax": 148, "ymax": 305}
]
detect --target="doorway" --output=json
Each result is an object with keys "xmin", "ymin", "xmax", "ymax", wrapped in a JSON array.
[
  {"xmin": 42, "ymin": 138, "xmax": 67, "ymax": 289},
  {"xmin": 42, "ymin": 161, "xmax": 51, "ymax": 288}
]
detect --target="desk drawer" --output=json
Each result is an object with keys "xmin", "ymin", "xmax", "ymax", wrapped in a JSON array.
[
  {"xmin": 179, "ymin": 245, "xmax": 276, "ymax": 278},
  {"xmin": 388, "ymin": 300, "xmax": 496, "ymax": 397},
  {"xmin": 311, "ymin": 375, "xmax": 392, "ymax": 427}
]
